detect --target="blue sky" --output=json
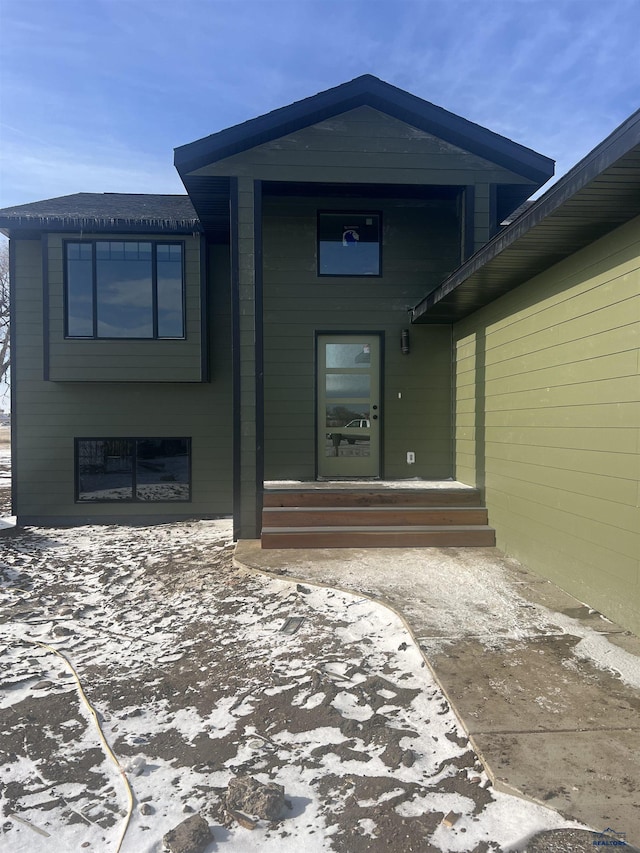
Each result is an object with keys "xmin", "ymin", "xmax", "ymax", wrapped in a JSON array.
[{"xmin": 0, "ymin": 0, "xmax": 639, "ymax": 209}]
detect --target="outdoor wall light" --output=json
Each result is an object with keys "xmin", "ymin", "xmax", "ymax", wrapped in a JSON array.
[{"xmin": 401, "ymin": 328, "xmax": 410, "ymax": 354}]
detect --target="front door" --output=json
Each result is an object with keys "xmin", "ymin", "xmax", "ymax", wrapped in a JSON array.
[{"xmin": 317, "ymin": 334, "xmax": 381, "ymax": 478}]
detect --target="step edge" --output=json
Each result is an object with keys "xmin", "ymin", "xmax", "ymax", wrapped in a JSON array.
[{"xmin": 261, "ymin": 525, "xmax": 495, "ymax": 533}]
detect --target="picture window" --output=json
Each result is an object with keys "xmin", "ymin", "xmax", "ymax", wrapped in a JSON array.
[
  {"xmin": 76, "ymin": 438, "xmax": 191, "ymax": 502},
  {"xmin": 65, "ymin": 241, "xmax": 185, "ymax": 339}
]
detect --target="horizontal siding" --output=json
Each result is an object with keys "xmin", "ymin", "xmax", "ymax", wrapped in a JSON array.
[
  {"xmin": 46, "ymin": 233, "xmax": 204, "ymax": 382},
  {"xmin": 196, "ymin": 106, "xmax": 533, "ymax": 189},
  {"xmin": 13, "ymin": 239, "xmax": 233, "ymax": 521},
  {"xmin": 262, "ymin": 195, "xmax": 456, "ymax": 480},
  {"xmin": 453, "ymin": 214, "xmax": 640, "ymax": 636}
]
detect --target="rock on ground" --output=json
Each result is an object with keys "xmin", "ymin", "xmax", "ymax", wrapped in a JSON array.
[
  {"xmin": 225, "ymin": 775, "xmax": 285, "ymax": 821},
  {"xmin": 162, "ymin": 813, "xmax": 212, "ymax": 853}
]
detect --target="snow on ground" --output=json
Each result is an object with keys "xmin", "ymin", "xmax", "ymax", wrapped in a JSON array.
[
  {"xmin": 266, "ymin": 480, "xmax": 472, "ymax": 490},
  {"xmin": 0, "ymin": 446, "xmax": 10, "ymax": 490},
  {"xmin": 0, "ymin": 519, "xmax": 584, "ymax": 852},
  {"xmin": 275, "ymin": 547, "xmax": 640, "ymax": 690}
]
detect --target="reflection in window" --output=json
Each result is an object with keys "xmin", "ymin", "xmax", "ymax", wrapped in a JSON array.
[
  {"xmin": 325, "ymin": 406, "xmax": 370, "ymax": 428},
  {"xmin": 66, "ymin": 243, "xmax": 94, "ymax": 337},
  {"xmin": 325, "ymin": 343, "xmax": 371, "ymax": 368},
  {"xmin": 65, "ymin": 241, "xmax": 184, "ymax": 339},
  {"xmin": 157, "ymin": 244, "xmax": 185, "ymax": 338},
  {"xmin": 96, "ymin": 242, "xmax": 153, "ymax": 337},
  {"xmin": 325, "ymin": 408, "xmax": 371, "ymax": 457},
  {"xmin": 318, "ymin": 213, "xmax": 381, "ymax": 276},
  {"xmin": 76, "ymin": 438, "xmax": 191, "ymax": 502},
  {"xmin": 325, "ymin": 373, "xmax": 370, "ymax": 398}
]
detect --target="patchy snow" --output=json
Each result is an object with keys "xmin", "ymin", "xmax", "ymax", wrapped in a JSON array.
[
  {"xmin": 266, "ymin": 479, "xmax": 472, "ymax": 490},
  {"xmin": 268, "ymin": 547, "xmax": 640, "ymax": 690},
  {"xmin": 0, "ymin": 520, "xmax": 586, "ymax": 852},
  {"xmin": 0, "ymin": 446, "xmax": 10, "ymax": 489}
]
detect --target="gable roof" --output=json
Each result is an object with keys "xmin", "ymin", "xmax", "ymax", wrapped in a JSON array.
[
  {"xmin": 412, "ymin": 108, "xmax": 640, "ymax": 323},
  {"xmin": 175, "ymin": 75, "xmax": 554, "ymax": 238},
  {"xmin": 175, "ymin": 75, "xmax": 554, "ymax": 184},
  {"xmin": 0, "ymin": 193, "xmax": 201, "ymax": 235}
]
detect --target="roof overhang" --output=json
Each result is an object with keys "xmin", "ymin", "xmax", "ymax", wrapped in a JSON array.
[
  {"xmin": 0, "ymin": 193, "xmax": 202, "ymax": 238},
  {"xmin": 175, "ymin": 75, "xmax": 554, "ymax": 236},
  {"xmin": 412, "ymin": 109, "xmax": 640, "ymax": 324}
]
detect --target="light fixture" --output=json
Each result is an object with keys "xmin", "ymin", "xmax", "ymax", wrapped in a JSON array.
[{"xmin": 401, "ymin": 329, "xmax": 410, "ymax": 354}]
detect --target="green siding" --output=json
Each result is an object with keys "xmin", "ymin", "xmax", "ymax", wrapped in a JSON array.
[
  {"xmin": 262, "ymin": 195, "xmax": 456, "ymax": 480},
  {"xmin": 235, "ymin": 178, "xmax": 258, "ymax": 539},
  {"xmin": 473, "ymin": 183, "xmax": 491, "ymax": 250},
  {"xmin": 13, "ymin": 239, "xmax": 233, "ymax": 523},
  {"xmin": 198, "ymin": 105, "xmax": 539, "ymax": 537},
  {"xmin": 193, "ymin": 106, "xmax": 533, "ymax": 190},
  {"xmin": 454, "ymin": 215, "xmax": 640, "ymax": 636},
  {"xmin": 46, "ymin": 234, "xmax": 204, "ymax": 382}
]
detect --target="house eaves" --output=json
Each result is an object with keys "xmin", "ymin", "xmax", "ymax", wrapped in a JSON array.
[
  {"xmin": 175, "ymin": 75, "xmax": 554, "ymax": 183},
  {"xmin": 175, "ymin": 75, "xmax": 554, "ymax": 238},
  {"xmin": 0, "ymin": 193, "xmax": 202, "ymax": 237},
  {"xmin": 412, "ymin": 109, "xmax": 640, "ymax": 324}
]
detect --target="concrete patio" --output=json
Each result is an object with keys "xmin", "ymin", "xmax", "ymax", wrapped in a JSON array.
[{"xmin": 234, "ymin": 541, "xmax": 640, "ymax": 846}]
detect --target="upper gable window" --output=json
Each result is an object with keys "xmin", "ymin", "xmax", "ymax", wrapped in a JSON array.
[
  {"xmin": 65, "ymin": 241, "xmax": 185, "ymax": 339},
  {"xmin": 318, "ymin": 212, "xmax": 381, "ymax": 277}
]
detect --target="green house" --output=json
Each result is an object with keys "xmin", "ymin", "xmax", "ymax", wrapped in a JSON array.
[{"xmin": 1, "ymin": 76, "xmax": 638, "ymax": 635}]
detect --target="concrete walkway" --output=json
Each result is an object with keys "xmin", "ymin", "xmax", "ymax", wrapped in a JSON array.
[{"xmin": 234, "ymin": 541, "xmax": 640, "ymax": 846}]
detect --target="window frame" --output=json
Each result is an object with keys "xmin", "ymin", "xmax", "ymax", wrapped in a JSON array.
[
  {"xmin": 74, "ymin": 437, "xmax": 192, "ymax": 503},
  {"xmin": 317, "ymin": 210, "xmax": 383, "ymax": 278},
  {"xmin": 63, "ymin": 239, "xmax": 186, "ymax": 340}
]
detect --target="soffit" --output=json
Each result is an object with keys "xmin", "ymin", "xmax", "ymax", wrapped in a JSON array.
[{"xmin": 412, "ymin": 111, "xmax": 640, "ymax": 324}]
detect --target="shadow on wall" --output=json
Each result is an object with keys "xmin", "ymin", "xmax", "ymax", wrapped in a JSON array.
[
  {"xmin": 452, "ymin": 221, "xmax": 640, "ymax": 636},
  {"xmin": 474, "ymin": 328, "xmax": 486, "ymax": 496}
]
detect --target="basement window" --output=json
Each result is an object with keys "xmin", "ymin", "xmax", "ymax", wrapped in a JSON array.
[
  {"xmin": 318, "ymin": 212, "xmax": 381, "ymax": 276},
  {"xmin": 75, "ymin": 438, "xmax": 191, "ymax": 502},
  {"xmin": 65, "ymin": 241, "xmax": 185, "ymax": 339}
]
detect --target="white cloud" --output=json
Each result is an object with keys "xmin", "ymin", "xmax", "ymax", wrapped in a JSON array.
[
  {"xmin": 1, "ymin": 0, "xmax": 638, "ymax": 208},
  {"xmin": 0, "ymin": 133, "xmax": 183, "ymax": 208}
]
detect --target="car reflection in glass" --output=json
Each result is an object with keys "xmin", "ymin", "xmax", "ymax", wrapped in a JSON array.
[{"xmin": 327, "ymin": 419, "xmax": 370, "ymax": 445}]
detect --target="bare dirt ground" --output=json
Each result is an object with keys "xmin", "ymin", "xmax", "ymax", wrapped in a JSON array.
[{"xmin": 0, "ymin": 443, "xmax": 585, "ymax": 852}]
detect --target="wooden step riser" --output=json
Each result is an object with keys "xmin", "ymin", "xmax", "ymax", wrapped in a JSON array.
[
  {"xmin": 263, "ymin": 508, "xmax": 489, "ymax": 527},
  {"xmin": 263, "ymin": 489, "xmax": 482, "ymax": 508},
  {"xmin": 262, "ymin": 528, "xmax": 496, "ymax": 549}
]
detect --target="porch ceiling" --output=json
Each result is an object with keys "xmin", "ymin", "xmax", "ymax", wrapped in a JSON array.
[
  {"xmin": 183, "ymin": 179, "xmax": 463, "ymax": 242},
  {"xmin": 412, "ymin": 110, "xmax": 640, "ymax": 324}
]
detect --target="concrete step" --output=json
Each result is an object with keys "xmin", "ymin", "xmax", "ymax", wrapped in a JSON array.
[
  {"xmin": 261, "ymin": 525, "xmax": 497, "ymax": 549},
  {"xmin": 263, "ymin": 506, "xmax": 489, "ymax": 527}
]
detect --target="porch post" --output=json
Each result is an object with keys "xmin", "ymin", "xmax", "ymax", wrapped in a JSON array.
[
  {"xmin": 473, "ymin": 182, "xmax": 491, "ymax": 251},
  {"xmin": 230, "ymin": 177, "xmax": 259, "ymax": 539}
]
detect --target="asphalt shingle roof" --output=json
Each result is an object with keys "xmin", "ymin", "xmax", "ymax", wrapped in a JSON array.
[{"xmin": 0, "ymin": 193, "xmax": 202, "ymax": 234}]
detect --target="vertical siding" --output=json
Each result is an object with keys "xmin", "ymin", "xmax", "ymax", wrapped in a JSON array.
[
  {"xmin": 263, "ymin": 195, "xmax": 457, "ymax": 480},
  {"xmin": 454, "ymin": 215, "xmax": 640, "ymax": 635},
  {"xmin": 13, "ymin": 238, "xmax": 233, "ymax": 522}
]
